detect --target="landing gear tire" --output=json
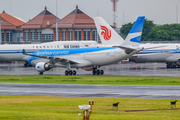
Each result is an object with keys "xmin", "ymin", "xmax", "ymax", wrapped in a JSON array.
[
  {"xmin": 72, "ymin": 70, "xmax": 76, "ymax": 75},
  {"xmin": 24, "ymin": 62, "xmax": 32, "ymax": 67},
  {"xmin": 69, "ymin": 70, "xmax": 73, "ymax": 75},
  {"xmin": 92, "ymin": 69, "xmax": 104, "ymax": 75},
  {"xmin": 100, "ymin": 70, "xmax": 104, "ymax": 75},
  {"xmin": 39, "ymin": 72, "xmax": 43, "ymax": 75},
  {"xmin": 93, "ymin": 70, "xmax": 96, "ymax": 75},
  {"xmin": 65, "ymin": 70, "xmax": 69, "ymax": 75},
  {"xmin": 65, "ymin": 70, "xmax": 76, "ymax": 75},
  {"xmin": 96, "ymin": 70, "xmax": 100, "ymax": 75},
  {"xmin": 167, "ymin": 62, "xmax": 180, "ymax": 68}
]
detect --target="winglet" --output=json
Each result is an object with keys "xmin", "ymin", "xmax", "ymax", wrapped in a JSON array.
[
  {"xmin": 22, "ymin": 49, "xmax": 26, "ymax": 54},
  {"xmin": 173, "ymin": 47, "xmax": 179, "ymax": 53}
]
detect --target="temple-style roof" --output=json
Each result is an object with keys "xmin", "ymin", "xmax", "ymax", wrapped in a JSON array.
[
  {"xmin": 51, "ymin": 5, "xmax": 95, "ymax": 29},
  {"xmin": 0, "ymin": 10, "xmax": 25, "ymax": 30},
  {"xmin": 21, "ymin": 6, "xmax": 59, "ymax": 29}
]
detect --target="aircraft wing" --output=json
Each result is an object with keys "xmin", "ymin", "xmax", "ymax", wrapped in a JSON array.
[
  {"xmin": 143, "ymin": 45, "xmax": 168, "ymax": 50},
  {"xmin": 115, "ymin": 45, "xmax": 168, "ymax": 53},
  {"xmin": 22, "ymin": 49, "xmax": 81, "ymax": 64}
]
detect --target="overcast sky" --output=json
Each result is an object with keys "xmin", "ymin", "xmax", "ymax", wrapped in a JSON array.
[{"xmin": 0, "ymin": 0, "xmax": 180, "ymax": 27}]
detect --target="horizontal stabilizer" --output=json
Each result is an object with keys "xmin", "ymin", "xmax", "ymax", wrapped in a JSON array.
[{"xmin": 114, "ymin": 45, "xmax": 144, "ymax": 54}]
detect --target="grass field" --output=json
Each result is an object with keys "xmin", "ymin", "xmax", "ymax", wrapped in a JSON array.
[
  {"xmin": 0, "ymin": 95, "xmax": 179, "ymax": 120},
  {"xmin": 0, "ymin": 75, "xmax": 180, "ymax": 85},
  {"xmin": 0, "ymin": 75, "xmax": 180, "ymax": 119}
]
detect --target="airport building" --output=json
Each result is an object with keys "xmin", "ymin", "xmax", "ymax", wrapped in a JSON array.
[
  {"xmin": 21, "ymin": 6, "xmax": 59, "ymax": 44},
  {"xmin": 0, "ymin": 6, "xmax": 99, "ymax": 44},
  {"xmin": 0, "ymin": 10, "xmax": 25, "ymax": 44},
  {"xmin": 50, "ymin": 5, "xmax": 99, "ymax": 43}
]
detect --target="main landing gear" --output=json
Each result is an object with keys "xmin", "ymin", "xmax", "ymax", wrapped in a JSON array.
[
  {"xmin": 92, "ymin": 69, "xmax": 104, "ymax": 75},
  {"xmin": 166, "ymin": 62, "xmax": 180, "ymax": 68},
  {"xmin": 24, "ymin": 62, "xmax": 33, "ymax": 67},
  {"xmin": 39, "ymin": 72, "xmax": 43, "ymax": 75},
  {"xmin": 65, "ymin": 70, "xmax": 76, "ymax": 75}
]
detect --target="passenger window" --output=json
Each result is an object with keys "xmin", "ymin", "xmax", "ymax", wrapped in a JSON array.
[
  {"xmin": 39, "ymin": 46, "xmax": 42, "ymax": 48},
  {"xmin": 36, "ymin": 46, "xmax": 38, "ymax": 48},
  {"xmin": 43, "ymin": 46, "xmax": 46, "ymax": 48},
  {"xmin": 47, "ymin": 46, "xmax": 49, "ymax": 48},
  {"xmin": 57, "ymin": 45, "xmax": 59, "ymax": 48}
]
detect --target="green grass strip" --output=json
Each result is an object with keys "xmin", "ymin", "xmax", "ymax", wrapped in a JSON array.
[{"xmin": 0, "ymin": 75, "xmax": 180, "ymax": 85}]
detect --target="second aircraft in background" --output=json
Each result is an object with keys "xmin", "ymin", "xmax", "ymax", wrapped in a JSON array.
[{"xmin": 94, "ymin": 17, "xmax": 180, "ymax": 68}]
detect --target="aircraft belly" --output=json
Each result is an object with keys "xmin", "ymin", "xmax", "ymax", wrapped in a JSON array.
[
  {"xmin": 85, "ymin": 52, "xmax": 126, "ymax": 66},
  {"xmin": 165, "ymin": 53, "xmax": 180, "ymax": 62},
  {"xmin": 0, "ymin": 54, "xmax": 25, "ymax": 62},
  {"xmin": 131, "ymin": 54, "xmax": 171, "ymax": 62}
]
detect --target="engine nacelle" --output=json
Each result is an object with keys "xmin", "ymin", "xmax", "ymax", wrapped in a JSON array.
[{"xmin": 35, "ymin": 62, "xmax": 52, "ymax": 72}]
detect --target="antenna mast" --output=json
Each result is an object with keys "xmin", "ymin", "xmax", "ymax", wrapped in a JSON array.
[
  {"xmin": 111, "ymin": 0, "xmax": 119, "ymax": 28},
  {"xmin": 56, "ymin": 0, "xmax": 58, "ymax": 41},
  {"xmin": 0, "ymin": 19, "xmax": 2, "ymax": 44}
]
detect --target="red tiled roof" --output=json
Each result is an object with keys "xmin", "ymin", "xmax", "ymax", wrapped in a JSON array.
[
  {"xmin": 0, "ymin": 10, "xmax": 25, "ymax": 30},
  {"xmin": 51, "ymin": 6, "xmax": 95, "ymax": 29},
  {"xmin": 21, "ymin": 6, "xmax": 59, "ymax": 29}
]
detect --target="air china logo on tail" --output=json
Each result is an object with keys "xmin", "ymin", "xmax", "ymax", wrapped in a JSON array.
[{"xmin": 100, "ymin": 25, "xmax": 111, "ymax": 41}]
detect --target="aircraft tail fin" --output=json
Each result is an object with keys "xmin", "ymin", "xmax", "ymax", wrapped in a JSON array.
[
  {"xmin": 93, "ymin": 17, "xmax": 124, "ymax": 45},
  {"xmin": 122, "ymin": 16, "xmax": 145, "ymax": 47}
]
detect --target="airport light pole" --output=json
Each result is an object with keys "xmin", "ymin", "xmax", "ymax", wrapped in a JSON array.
[
  {"xmin": 0, "ymin": 20, "xmax": 2, "ymax": 44},
  {"xmin": 56, "ymin": 0, "xmax": 58, "ymax": 41}
]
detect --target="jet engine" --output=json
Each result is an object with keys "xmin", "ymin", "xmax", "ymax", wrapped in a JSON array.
[{"xmin": 35, "ymin": 62, "xmax": 52, "ymax": 72}]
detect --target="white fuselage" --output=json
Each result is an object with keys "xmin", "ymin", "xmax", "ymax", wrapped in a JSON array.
[
  {"xmin": 30, "ymin": 47, "xmax": 130, "ymax": 68},
  {"xmin": 130, "ymin": 43, "xmax": 180, "ymax": 63},
  {"xmin": 0, "ymin": 41, "xmax": 97, "ymax": 62}
]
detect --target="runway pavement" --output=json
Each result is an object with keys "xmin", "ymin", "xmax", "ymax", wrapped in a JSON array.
[
  {"xmin": 0, "ymin": 83, "xmax": 180, "ymax": 99},
  {"xmin": 1, "ymin": 62, "xmax": 180, "ymax": 76},
  {"xmin": 0, "ymin": 63, "xmax": 180, "ymax": 99}
]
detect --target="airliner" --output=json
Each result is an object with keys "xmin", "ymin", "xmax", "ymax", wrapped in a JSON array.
[
  {"xmin": 22, "ymin": 16, "xmax": 145, "ymax": 75},
  {"xmin": 93, "ymin": 17, "xmax": 180, "ymax": 68},
  {"xmin": 0, "ymin": 41, "xmax": 97, "ymax": 67},
  {"xmin": 130, "ymin": 43, "xmax": 180, "ymax": 68}
]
